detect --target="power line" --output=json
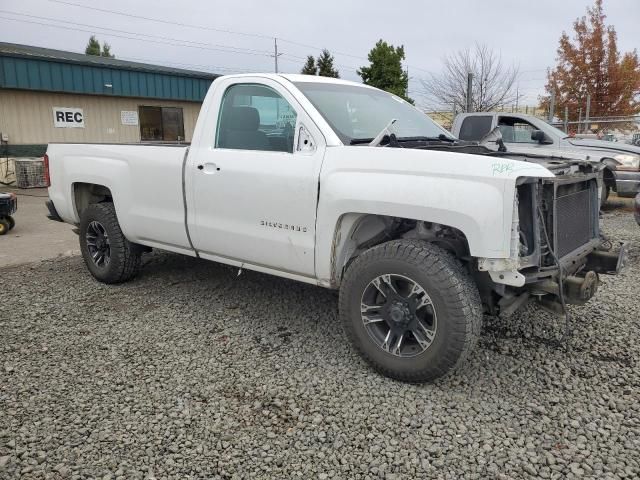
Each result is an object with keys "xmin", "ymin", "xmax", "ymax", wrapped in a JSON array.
[
  {"xmin": 47, "ymin": 0, "xmax": 274, "ymax": 40},
  {"xmin": 20, "ymin": 1, "xmax": 639, "ymax": 94},
  {"xmin": 0, "ymin": 10, "xmax": 273, "ymax": 56},
  {"xmin": 44, "ymin": 0, "xmax": 436, "ymax": 76},
  {"xmin": 0, "ymin": 14, "xmax": 275, "ymax": 59}
]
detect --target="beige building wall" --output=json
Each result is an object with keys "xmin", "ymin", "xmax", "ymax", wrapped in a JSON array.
[{"xmin": 0, "ymin": 89, "xmax": 202, "ymax": 144}]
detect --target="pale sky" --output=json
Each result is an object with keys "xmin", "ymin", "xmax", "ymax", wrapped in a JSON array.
[{"xmin": 0, "ymin": 0, "xmax": 638, "ymax": 110}]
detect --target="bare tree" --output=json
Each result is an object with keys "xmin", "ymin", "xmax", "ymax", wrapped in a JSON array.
[{"xmin": 420, "ymin": 44, "xmax": 520, "ymax": 112}]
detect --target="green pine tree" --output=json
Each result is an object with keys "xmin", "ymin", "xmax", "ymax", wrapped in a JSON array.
[
  {"xmin": 358, "ymin": 40, "xmax": 413, "ymax": 104},
  {"xmin": 101, "ymin": 42, "xmax": 115, "ymax": 58},
  {"xmin": 316, "ymin": 49, "xmax": 339, "ymax": 78},
  {"xmin": 85, "ymin": 36, "xmax": 101, "ymax": 56},
  {"xmin": 85, "ymin": 36, "xmax": 115, "ymax": 58},
  {"xmin": 301, "ymin": 55, "xmax": 318, "ymax": 75}
]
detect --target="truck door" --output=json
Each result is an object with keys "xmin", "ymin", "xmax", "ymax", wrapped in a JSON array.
[{"xmin": 187, "ymin": 79, "xmax": 324, "ymax": 278}]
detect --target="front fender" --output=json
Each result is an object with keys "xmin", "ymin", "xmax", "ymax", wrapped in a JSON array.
[{"xmin": 314, "ymin": 147, "xmax": 553, "ymax": 285}]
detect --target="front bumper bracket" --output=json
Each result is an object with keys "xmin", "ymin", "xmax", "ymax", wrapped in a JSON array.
[{"xmin": 584, "ymin": 243, "xmax": 626, "ymax": 275}]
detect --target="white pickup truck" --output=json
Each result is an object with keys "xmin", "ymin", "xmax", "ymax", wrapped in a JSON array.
[{"xmin": 45, "ymin": 74, "xmax": 624, "ymax": 383}]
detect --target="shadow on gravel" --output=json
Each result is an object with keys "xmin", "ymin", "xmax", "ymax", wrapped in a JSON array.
[
  {"xmin": 138, "ymin": 252, "xmax": 569, "ymax": 360},
  {"xmin": 481, "ymin": 310, "xmax": 636, "ymax": 369},
  {"xmin": 112, "ymin": 249, "xmax": 639, "ymax": 373},
  {"xmin": 601, "ymin": 194, "xmax": 634, "ymax": 213},
  {"xmin": 481, "ymin": 311, "xmax": 570, "ymax": 355},
  {"xmin": 137, "ymin": 250, "xmax": 341, "ymax": 344}
]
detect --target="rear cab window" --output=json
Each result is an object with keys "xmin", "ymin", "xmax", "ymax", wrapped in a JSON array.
[{"xmin": 458, "ymin": 116, "xmax": 493, "ymax": 141}]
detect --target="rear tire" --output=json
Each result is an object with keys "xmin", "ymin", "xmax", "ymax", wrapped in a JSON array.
[
  {"xmin": 339, "ymin": 240, "xmax": 482, "ymax": 383},
  {"xmin": 79, "ymin": 203, "xmax": 141, "ymax": 284},
  {"xmin": 0, "ymin": 219, "xmax": 9, "ymax": 235},
  {"xmin": 7, "ymin": 216, "xmax": 15, "ymax": 230}
]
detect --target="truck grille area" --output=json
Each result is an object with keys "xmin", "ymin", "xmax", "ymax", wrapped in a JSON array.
[
  {"xmin": 516, "ymin": 173, "xmax": 600, "ymax": 271},
  {"xmin": 555, "ymin": 183, "xmax": 596, "ymax": 257},
  {"xmin": 546, "ymin": 180, "xmax": 598, "ymax": 260}
]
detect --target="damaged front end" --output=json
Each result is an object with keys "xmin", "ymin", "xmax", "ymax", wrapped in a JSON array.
[{"xmin": 477, "ymin": 159, "xmax": 626, "ymax": 316}]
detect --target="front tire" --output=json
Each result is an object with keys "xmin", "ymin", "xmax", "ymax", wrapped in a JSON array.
[
  {"xmin": 339, "ymin": 240, "xmax": 482, "ymax": 383},
  {"xmin": 79, "ymin": 203, "xmax": 141, "ymax": 284},
  {"xmin": 600, "ymin": 182, "xmax": 610, "ymax": 207}
]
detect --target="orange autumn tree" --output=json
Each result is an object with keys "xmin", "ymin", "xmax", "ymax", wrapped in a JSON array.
[{"xmin": 542, "ymin": 0, "xmax": 640, "ymax": 124}]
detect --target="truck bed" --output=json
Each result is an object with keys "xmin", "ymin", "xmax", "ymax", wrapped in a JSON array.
[{"xmin": 46, "ymin": 143, "xmax": 193, "ymax": 255}]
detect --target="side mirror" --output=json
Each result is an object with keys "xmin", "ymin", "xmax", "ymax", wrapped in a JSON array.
[
  {"xmin": 531, "ymin": 129, "xmax": 552, "ymax": 144},
  {"xmin": 479, "ymin": 126, "xmax": 507, "ymax": 152}
]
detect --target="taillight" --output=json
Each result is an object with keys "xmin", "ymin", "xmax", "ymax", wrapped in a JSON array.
[{"xmin": 43, "ymin": 154, "xmax": 51, "ymax": 187}]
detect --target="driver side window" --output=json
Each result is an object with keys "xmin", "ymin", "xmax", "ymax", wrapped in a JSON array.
[
  {"xmin": 498, "ymin": 117, "xmax": 538, "ymax": 144},
  {"xmin": 216, "ymin": 84, "xmax": 297, "ymax": 153}
]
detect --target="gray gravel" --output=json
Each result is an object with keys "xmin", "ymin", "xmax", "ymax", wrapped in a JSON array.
[{"xmin": 1, "ymin": 209, "xmax": 639, "ymax": 479}]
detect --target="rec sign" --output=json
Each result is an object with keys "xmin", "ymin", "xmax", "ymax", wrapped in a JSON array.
[{"xmin": 52, "ymin": 107, "xmax": 85, "ymax": 128}]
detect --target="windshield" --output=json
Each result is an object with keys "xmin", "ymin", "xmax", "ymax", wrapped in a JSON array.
[{"xmin": 294, "ymin": 82, "xmax": 453, "ymax": 144}]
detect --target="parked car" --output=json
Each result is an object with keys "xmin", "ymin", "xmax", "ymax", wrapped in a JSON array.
[
  {"xmin": 451, "ymin": 112, "xmax": 640, "ymax": 202},
  {"xmin": 45, "ymin": 74, "xmax": 624, "ymax": 383}
]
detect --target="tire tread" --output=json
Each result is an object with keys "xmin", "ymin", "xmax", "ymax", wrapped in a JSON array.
[
  {"xmin": 339, "ymin": 240, "xmax": 482, "ymax": 383},
  {"xmin": 79, "ymin": 203, "xmax": 141, "ymax": 284}
]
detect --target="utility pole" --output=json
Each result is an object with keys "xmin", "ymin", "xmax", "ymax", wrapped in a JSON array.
[
  {"xmin": 548, "ymin": 90, "xmax": 556, "ymax": 123},
  {"xmin": 563, "ymin": 105, "xmax": 568, "ymax": 133},
  {"xmin": 273, "ymin": 37, "xmax": 283, "ymax": 73},
  {"xmin": 578, "ymin": 107, "xmax": 583, "ymax": 133},
  {"xmin": 466, "ymin": 72, "xmax": 473, "ymax": 113},
  {"xmin": 585, "ymin": 93, "xmax": 591, "ymax": 132},
  {"xmin": 405, "ymin": 65, "xmax": 410, "ymax": 99}
]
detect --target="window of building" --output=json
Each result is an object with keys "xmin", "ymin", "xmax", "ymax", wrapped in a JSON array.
[
  {"xmin": 139, "ymin": 106, "xmax": 185, "ymax": 142},
  {"xmin": 215, "ymin": 84, "xmax": 297, "ymax": 153}
]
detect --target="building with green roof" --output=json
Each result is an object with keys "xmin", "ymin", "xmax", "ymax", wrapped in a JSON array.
[{"xmin": 0, "ymin": 42, "xmax": 219, "ymax": 158}]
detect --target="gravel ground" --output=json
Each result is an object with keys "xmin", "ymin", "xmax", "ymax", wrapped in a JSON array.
[{"xmin": 1, "ymin": 209, "xmax": 639, "ymax": 479}]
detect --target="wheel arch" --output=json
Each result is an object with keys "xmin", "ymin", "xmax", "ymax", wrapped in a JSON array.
[
  {"xmin": 326, "ymin": 212, "xmax": 472, "ymax": 288},
  {"xmin": 72, "ymin": 182, "xmax": 113, "ymax": 219}
]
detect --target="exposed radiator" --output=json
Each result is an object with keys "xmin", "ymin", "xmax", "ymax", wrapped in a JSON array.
[{"xmin": 553, "ymin": 181, "xmax": 598, "ymax": 258}]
